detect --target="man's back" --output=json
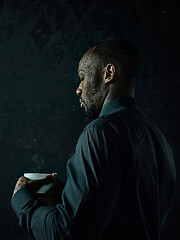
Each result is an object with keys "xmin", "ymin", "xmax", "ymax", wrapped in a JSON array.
[
  {"xmin": 96, "ymin": 97, "xmax": 176, "ymax": 239},
  {"xmin": 11, "ymin": 96, "xmax": 176, "ymax": 240}
]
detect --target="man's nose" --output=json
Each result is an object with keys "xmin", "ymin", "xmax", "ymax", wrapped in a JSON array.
[{"xmin": 76, "ymin": 83, "xmax": 82, "ymax": 96}]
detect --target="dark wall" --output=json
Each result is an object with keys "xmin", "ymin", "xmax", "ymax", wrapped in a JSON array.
[{"xmin": 0, "ymin": 0, "xmax": 179, "ymax": 239}]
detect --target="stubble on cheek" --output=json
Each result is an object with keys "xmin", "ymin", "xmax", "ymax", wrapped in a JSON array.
[{"xmin": 81, "ymin": 69, "xmax": 103, "ymax": 114}]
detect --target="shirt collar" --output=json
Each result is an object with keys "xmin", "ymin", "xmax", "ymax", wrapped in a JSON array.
[{"xmin": 99, "ymin": 96, "xmax": 140, "ymax": 118}]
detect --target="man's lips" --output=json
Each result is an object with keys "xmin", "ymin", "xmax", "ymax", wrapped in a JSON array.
[{"xmin": 79, "ymin": 98, "xmax": 85, "ymax": 108}]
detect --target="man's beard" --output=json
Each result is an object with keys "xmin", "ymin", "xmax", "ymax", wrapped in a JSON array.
[
  {"xmin": 80, "ymin": 88, "xmax": 102, "ymax": 122},
  {"xmin": 84, "ymin": 104, "xmax": 101, "ymax": 122}
]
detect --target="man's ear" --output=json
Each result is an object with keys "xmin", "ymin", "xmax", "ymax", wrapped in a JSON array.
[{"xmin": 103, "ymin": 63, "xmax": 116, "ymax": 84}]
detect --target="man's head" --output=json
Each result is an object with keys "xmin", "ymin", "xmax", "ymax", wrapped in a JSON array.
[{"xmin": 76, "ymin": 37, "xmax": 140, "ymax": 121}]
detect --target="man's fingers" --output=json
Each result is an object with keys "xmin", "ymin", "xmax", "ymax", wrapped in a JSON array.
[
  {"xmin": 12, "ymin": 176, "xmax": 27, "ymax": 198},
  {"xmin": 12, "ymin": 173, "xmax": 59, "ymax": 198},
  {"xmin": 26, "ymin": 173, "xmax": 58, "ymax": 193},
  {"xmin": 52, "ymin": 173, "xmax": 58, "ymax": 179},
  {"xmin": 37, "ymin": 173, "xmax": 58, "ymax": 185},
  {"xmin": 15, "ymin": 176, "xmax": 27, "ymax": 188},
  {"xmin": 18, "ymin": 176, "xmax": 27, "ymax": 183}
]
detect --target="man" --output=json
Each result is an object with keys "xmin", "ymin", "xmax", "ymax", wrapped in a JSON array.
[{"xmin": 12, "ymin": 38, "xmax": 176, "ymax": 240}]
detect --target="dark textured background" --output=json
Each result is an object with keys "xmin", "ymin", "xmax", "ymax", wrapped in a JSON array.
[{"xmin": 0, "ymin": 0, "xmax": 179, "ymax": 239}]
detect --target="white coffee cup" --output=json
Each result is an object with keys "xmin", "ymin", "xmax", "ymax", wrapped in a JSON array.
[{"xmin": 24, "ymin": 173, "xmax": 53, "ymax": 194}]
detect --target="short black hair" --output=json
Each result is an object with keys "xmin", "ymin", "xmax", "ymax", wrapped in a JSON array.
[{"xmin": 93, "ymin": 37, "xmax": 140, "ymax": 88}]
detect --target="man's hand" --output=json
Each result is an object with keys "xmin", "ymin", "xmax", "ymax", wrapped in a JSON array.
[
  {"xmin": 12, "ymin": 173, "xmax": 65, "ymax": 207},
  {"xmin": 12, "ymin": 176, "xmax": 27, "ymax": 197},
  {"xmin": 35, "ymin": 179, "xmax": 65, "ymax": 207}
]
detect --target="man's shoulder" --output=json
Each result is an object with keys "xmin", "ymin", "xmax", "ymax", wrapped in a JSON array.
[
  {"xmin": 83, "ymin": 117, "xmax": 111, "ymax": 133},
  {"xmin": 81, "ymin": 113, "xmax": 130, "ymax": 139},
  {"xmin": 82, "ymin": 109, "xmax": 137, "ymax": 134},
  {"xmin": 84, "ymin": 108, "xmax": 142, "ymax": 132},
  {"xmin": 81, "ymin": 109, "xmax": 148, "ymax": 145}
]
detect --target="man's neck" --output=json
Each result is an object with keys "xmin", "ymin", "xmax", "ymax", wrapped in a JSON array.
[{"xmin": 102, "ymin": 91, "xmax": 135, "ymax": 110}]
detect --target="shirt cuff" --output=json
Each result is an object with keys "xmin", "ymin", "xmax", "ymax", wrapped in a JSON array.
[{"xmin": 11, "ymin": 187, "xmax": 35, "ymax": 218}]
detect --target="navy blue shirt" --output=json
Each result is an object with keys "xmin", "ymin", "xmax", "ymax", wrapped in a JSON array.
[{"xmin": 11, "ymin": 96, "xmax": 176, "ymax": 240}]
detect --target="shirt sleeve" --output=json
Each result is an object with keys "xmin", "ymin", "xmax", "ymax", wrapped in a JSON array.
[{"xmin": 11, "ymin": 125, "xmax": 124, "ymax": 240}]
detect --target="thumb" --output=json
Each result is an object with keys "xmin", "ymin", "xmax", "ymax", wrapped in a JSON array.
[{"xmin": 35, "ymin": 173, "xmax": 58, "ymax": 186}]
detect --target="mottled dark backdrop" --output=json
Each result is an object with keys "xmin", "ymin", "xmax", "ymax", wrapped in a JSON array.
[{"xmin": 0, "ymin": 0, "xmax": 179, "ymax": 239}]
